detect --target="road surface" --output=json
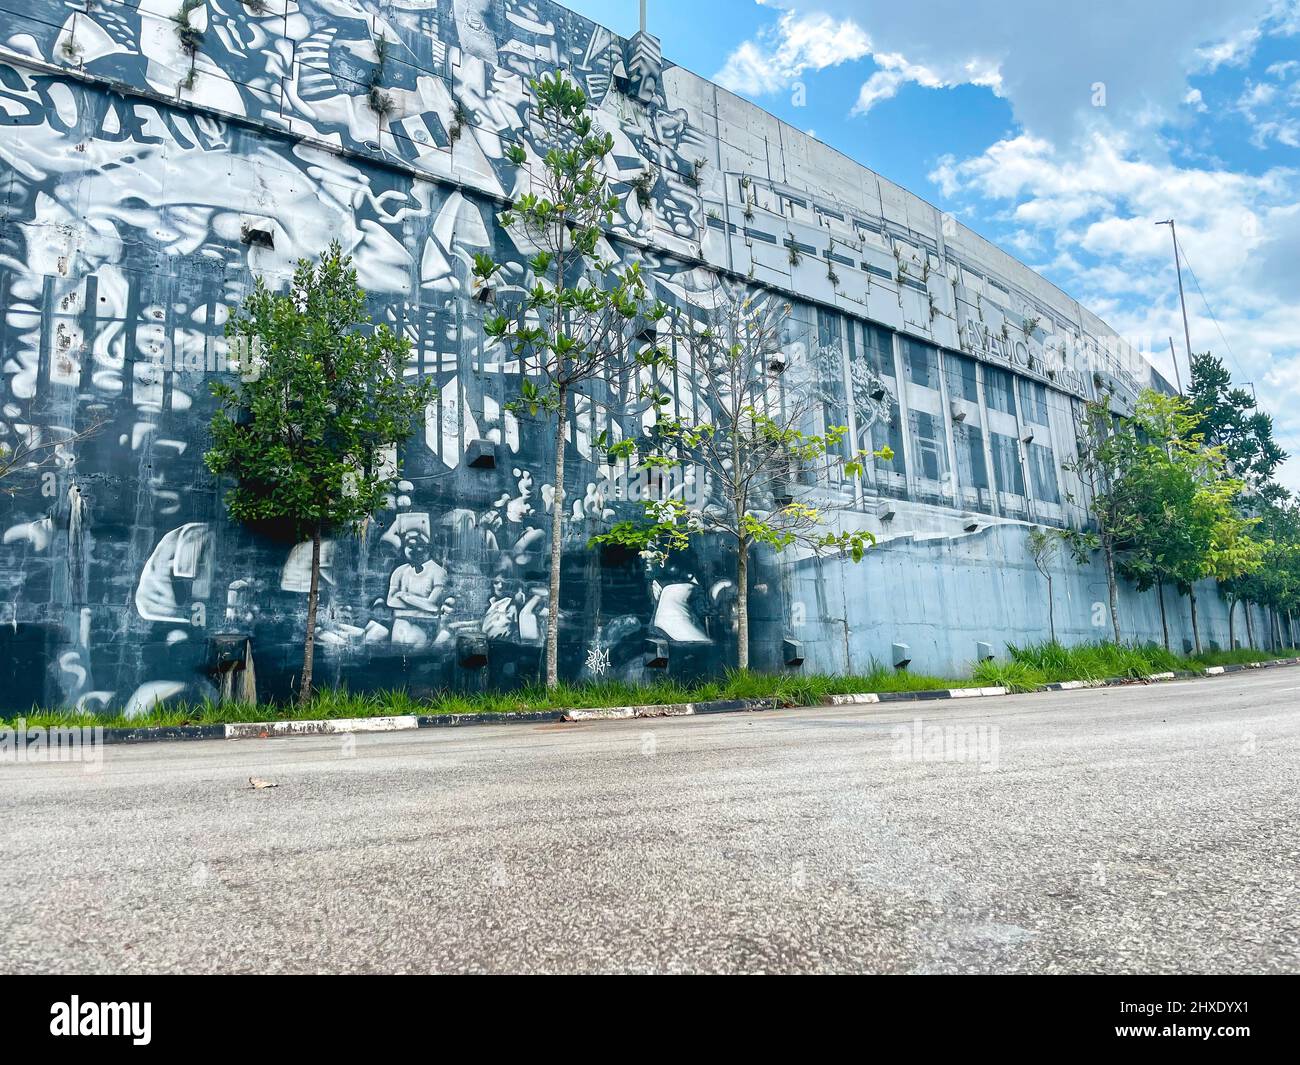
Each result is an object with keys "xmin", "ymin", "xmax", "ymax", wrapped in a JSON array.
[{"xmin": 2, "ymin": 669, "xmax": 1297, "ymax": 973}]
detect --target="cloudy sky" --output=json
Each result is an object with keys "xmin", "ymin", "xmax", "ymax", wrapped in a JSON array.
[{"xmin": 564, "ymin": 0, "xmax": 1300, "ymax": 492}]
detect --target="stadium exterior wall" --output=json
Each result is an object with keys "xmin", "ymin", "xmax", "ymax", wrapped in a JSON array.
[{"xmin": 0, "ymin": 1, "xmax": 1264, "ymax": 712}]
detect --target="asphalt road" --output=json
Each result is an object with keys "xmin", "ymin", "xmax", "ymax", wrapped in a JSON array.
[{"xmin": 2, "ymin": 669, "xmax": 1297, "ymax": 974}]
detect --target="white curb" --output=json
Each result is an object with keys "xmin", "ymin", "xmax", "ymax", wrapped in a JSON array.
[
  {"xmin": 562, "ymin": 703, "xmax": 698, "ymax": 722},
  {"xmin": 827, "ymin": 693, "xmax": 881, "ymax": 705},
  {"xmin": 226, "ymin": 715, "xmax": 420, "ymax": 739}
]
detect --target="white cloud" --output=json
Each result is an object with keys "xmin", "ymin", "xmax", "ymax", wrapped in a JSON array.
[
  {"xmin": 1196, "ymin": 26, "xmax": 1263, "ymax": 71},
  {"xmin": 714, "ymin": 1, "xmax": 1300, "ymax": 488},
  {"xmin": 713, "ymin": 11, "xmax": 871, "ymax": 96},
  {"xmin": 851, "ymin": 54, "xmax": 1001, "ymax": 115},
  {"xmin": 739, "ymin": 1, "xmax": 1284, "ymax": 141},
  {"xmin": 930, "ymin": 132, "xmax": 1300, "ymax": 490}
]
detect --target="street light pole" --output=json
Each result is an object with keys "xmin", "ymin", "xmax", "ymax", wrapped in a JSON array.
[
  {"xmin": 640, "ymin": 0, "xmax": 647, "ymax": 33},
  {"xmin": 1156, "ymin": 219, "xmax": 1194, "ymax": 387}
]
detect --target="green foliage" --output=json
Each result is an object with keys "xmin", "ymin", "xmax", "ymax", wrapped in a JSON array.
[
  {"xmin": 4, "ymin": 667, "xmax": 975, "ymax": 728},
  {"xmin": 1027, "ymin": 526, "xmax": 1061, "ymax": 574},
  {"xmin": 484, "ymin": 71, "xmax": 668, "ymax": 408},
  {"xmin": 972, "ymin": 659, "xmax": 1047, "ymax": 693},
  {"xmin": 173, "ymin": 0, "xmax": 205, "ymax": 57},
  {"xmin": 996, "ymin": 639, "xmax": 1293, "ymax": 683},
  {"xmin": 631, "ymin": 168, "xmax": 656, "ymax": 209},
  {"xmin": 1188, "ymin": 352, "xmax": 1288, "ymax": 504},
  {"xmin": 478, "ymin": 71, "xmax": 668, "ymax": 687},
  {"xmin": 1108, "ymin": 391, "xmax": 1261, "ymax": 596},
  {"xmin": 205, "ymin": 241, "xmax": 436, "ymax": 537}
]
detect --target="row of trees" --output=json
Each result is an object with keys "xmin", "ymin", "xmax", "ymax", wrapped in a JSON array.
[
  {"xmin": 1044, "ymin": 354, "xmax": 1296, "ymax": 653},
  {"xmin": 207, "ymin": 73, "xmax": 884, "ymax": 701},
  {"xmin": 204, "ymin": 71, "xmax": 1294, "ymax": 702}
]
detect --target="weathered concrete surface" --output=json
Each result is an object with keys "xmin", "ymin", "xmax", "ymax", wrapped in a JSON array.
[
  {"xmin": 2, "ymin": 669, "xmax": 1296, "ymax": 974},
  {"xmin": 4, "ymin": 0, "xmax": 1257, "ymax": 713}
]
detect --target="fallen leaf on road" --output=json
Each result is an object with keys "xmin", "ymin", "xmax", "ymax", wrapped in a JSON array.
[{"xmin": 248, "ymin": 777, "xmax": 280, "ymax": 790}]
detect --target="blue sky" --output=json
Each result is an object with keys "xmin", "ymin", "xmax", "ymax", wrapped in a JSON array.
[{"xmin": 563, "ymin": 0, "xmax": 1300, "ymax": 492}]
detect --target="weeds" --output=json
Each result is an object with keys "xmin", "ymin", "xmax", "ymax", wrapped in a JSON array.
[{"xmin": 5, "ymin": 644, "xmax": 1293, "ymax": 730}]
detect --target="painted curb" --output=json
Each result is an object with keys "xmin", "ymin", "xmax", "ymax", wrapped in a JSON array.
[
  {"xmin": 102, "ymin": 724, "xmax": 227, "ymax": 745},
  {"xmin": 417, "ymin": 710, "xmax": 565, "ymax": 728},
  {"xmin": 22, "ymin": 659, "xmax": 1300, "ymax": 748},
  {"xmin": 226, "ymin": 715, "xmax": 420, "ymax": 740}
]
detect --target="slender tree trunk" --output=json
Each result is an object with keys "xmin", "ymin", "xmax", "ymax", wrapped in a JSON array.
[
  {"xmin": 1228, "ymin": 598, "xmax": 1237, "ymax": 651},
  {"xmin": 1102, "ymin": 539, "xmax": 1121, "ymax": 643},
  {"xmin": 544, "ymin": 383, "xmax": 567, "ymax": 689},
  {"xmin": 1190, "ymin": 587, "xmax": 1201, "ymax": 656},
  {"xmin": 1245, "ymin": 600, "xmax": 1256, "ymax": 649},
  {"xmin": 1046, "ymin": 574, "xmax": 1056, "ymax": 645},
  {"xmin": 736, "ymin": 538, "xmax": 750, "ymax": 671},
  {"xmin": 1157, "ymin": 579, "xmax": 1169, "ymax": 653},
  {"xmin": 1288, "ymin": 610, "xmax": 1295, "ymax": 650},
  {"xmin": 298, "ymin": 523, "xmax": 322, "ymax": 706}
]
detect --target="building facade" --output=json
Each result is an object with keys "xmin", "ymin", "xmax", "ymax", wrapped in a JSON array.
[{"xmin": 0, "ymin": 0, "xmax": 1262, "ymax": 713}]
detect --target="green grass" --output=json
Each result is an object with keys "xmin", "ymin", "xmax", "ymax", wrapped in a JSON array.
[
  {"xmin": 972, "ymin": 659, "xmax": 1049, "ymax": 693},
  {"xmin": 3, "ymin": 644, "xmax": 1294, "ymax": 730},
  {"xmin": 1, "ymin": 664, "xmax": 969, "ymax": 730},
  {"xmin": 1004, "ymin": 640, "xmax": 1297, "ymax": 686}
]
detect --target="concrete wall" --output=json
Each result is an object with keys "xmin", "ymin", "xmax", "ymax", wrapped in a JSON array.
[{"xmin": 0, "ymin": 1, "xmax": 1259, "ymax": 714}]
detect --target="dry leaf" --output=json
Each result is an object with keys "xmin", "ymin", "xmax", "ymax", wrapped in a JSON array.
[{"xmin": 248, "ymin": 776, "xmax": 280, "ymax": 790}]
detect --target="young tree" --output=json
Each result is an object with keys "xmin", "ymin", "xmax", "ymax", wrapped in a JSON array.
[
  {"xmin": 1188, "ymin": 352, "xmax": 1288, "ymax": 505},
  {"xmin": 1062, "ymin": 397, "xmax": 1135, "ymax": 642},
  {"xmin": 1180, "ymin": 473, "xmax": 1258, "ymax": 652},
  {"xmin": 478, "ymin": 71, "xmax": 668, "ymax": 688},
  {"xmin": 592, "ymin": 284, "xmax": 888, "ymax": 670},
  {"xmin": 1100, "ymin": 391, "xmax": 1261, "ymax": 654},
  {"xmin": 1027, "ymin": 526, "xmax": 1062, "ymax": 645},
  {"xmin": 205, "ymin": 242, "xmax": 435, "ymax": 704}
]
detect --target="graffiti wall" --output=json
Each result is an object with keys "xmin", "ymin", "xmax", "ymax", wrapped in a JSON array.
[{"xmin": 0, "ymin": 1, "xmax": 1244, "ymax": 713}]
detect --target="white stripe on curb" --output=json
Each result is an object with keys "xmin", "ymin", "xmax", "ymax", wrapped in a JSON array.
[
  {"xmin": 225, "ymin": 715, "xmax": 420, "ymax": 739},
  {"xmin": 563, "ymin": 703, "xmax": 698, "ymax": 722},
  {"xmin": 827, "ymin": 693, "xmax": 882, "ymax": 705},
  {"xmin": 1204, "ymin": 666, "xmax": 1226, "ymax": 676},
  {"xmin": 948, "ymin": 686, "xmax": 1009, "ymax": 698},
  {"xmin": 1146, "ymin": 672, "xmax": 1177, "ymax": 681}
]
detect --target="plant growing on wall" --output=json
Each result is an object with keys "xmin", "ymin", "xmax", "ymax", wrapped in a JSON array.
[
  {"xmin": 448, "ymin": 98, "xmax": 471, "ymax": 144},
  {"xmin": 205, "ymin": 242, "xmax": 436, "ymax": 704},
  {"xmin": 631, "ymin": 168, "xmax": 656, "ymax": 209},
  {"xmin": 367, "ymin": 33, "xmax": 396, "ymax": 130},
  {"xmin": 592, "ymin": 283, "xmax": 890, "ymax": 670},
  {"xmin": 173, "ymin": 0, "xmax": 205, "ymax": 90},
  {"xmin": 478, "ymin": 71, "xmax": 669, "ymax": 689},
  {"xmin": 1026, "ymin": 526, "xmax": 1061, "ymax": 645}
]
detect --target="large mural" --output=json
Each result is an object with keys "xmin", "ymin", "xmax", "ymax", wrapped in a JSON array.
[{"xmin": 0, "ymin": 1, "xmax": 1185, "ymax": 712}]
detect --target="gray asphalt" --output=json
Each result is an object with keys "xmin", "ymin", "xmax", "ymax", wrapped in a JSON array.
[{"xmin": 2, "ymin": 669, "xmax": 1298, "ymax": 974}]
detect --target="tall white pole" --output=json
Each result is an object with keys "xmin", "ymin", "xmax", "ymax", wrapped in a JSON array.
[
  {"xmin": 640, "ymin": 0, "xmax": 647, "ymax": 34},
  {"xmin": 1156, "ymin": 219, "xmax": 1194, "ymax": 383}
]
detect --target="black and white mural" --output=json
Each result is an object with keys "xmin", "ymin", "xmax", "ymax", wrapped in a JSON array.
[{"xmin": 0, "ymin": 1, "xmax": 1190, "ymax": 712}]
